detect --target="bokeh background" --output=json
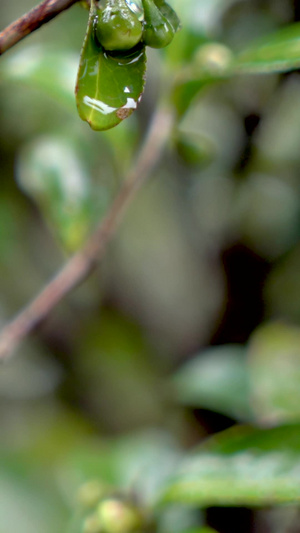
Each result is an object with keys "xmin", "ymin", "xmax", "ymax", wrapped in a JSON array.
[{"xmin": 1, "ymin": 0, "xmax": 300, "ymax": 532}]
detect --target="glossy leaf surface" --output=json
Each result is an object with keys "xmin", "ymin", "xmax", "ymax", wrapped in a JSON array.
[
  {"xmin": 161, "ymin": 424, "xmax": 300, "ymax": 507},
  {"xmin": 76, "ymin": 0, "xmax": 147, "ymax": 131}
]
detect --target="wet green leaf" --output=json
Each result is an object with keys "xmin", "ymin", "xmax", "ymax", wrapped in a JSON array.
[
  {"xmin": 235, "ymin": 22, "xmax": 300, "ymax": 74},
  {"xmin": 76, "ymin": 0, "xmax": 147, "ymax": 131},
  {"xmin": 161, "ymin": 424, "xmax": 300, "ymax": 507}
]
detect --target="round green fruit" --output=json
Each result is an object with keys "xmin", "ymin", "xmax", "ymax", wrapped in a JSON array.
[{"xmin": 95, "ymin": 0, "xmax": 143, "ymax": 51}]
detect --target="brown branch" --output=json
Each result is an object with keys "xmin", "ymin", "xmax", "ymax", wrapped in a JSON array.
[
  {"xmin": 0, "ymin": 106, "xmax": 174, "ymax": 361},
  {"xmin": 0, "ymin": 0, "xmax": 80, "ymax": 55}
]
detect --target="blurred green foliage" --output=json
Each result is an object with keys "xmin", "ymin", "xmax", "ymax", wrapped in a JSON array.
[{"xmin": 2, "ymin": 1, "xmax": 300, "ymax": 532}]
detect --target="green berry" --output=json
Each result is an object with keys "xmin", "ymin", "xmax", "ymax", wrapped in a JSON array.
[
  {"xmin": 142, "ymin": 0, "xmax": 175, "ymax": 48},
  {"xmin": 95, "ymin": 0, "xmax": 143, "ymax": 51}
]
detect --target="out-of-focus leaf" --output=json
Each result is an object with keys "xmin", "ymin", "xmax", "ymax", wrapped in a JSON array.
[
  {"xmin": 175, "ymin": 131, "xmax": 215, "ymax": 167},
  {"xmin": 63, "ymin": 430, "xmax": 181, "ymax": 508},
  {"xmin": 16, "ymin": 135, "xmax": 106, "ymax": 251},
  {"xmin": 190, "ymin": 174, "xmax": 236, "ymax": 248},
  {"xmin": 163, "ymin": 0, "xmax": 232, "ymax": 66},
  {"xmin": 158, "ymin": 505, "xmax": 204, "ymax": 533},
  {"xmin": 264, "ymin": 245, "xmax": 300, "ymax": 323},
  {"xmin": 0, "ymin": 467, "xmax": 67, "ymax": 533},
  {"xmin": 253, "ymin": 76, "xmax": 300, "ymax": 168},
  {"xmin": 172, "ymin": 43, "xmax": 233, "ymax": 116},
  {"xmin": 171, "ymin": 0, "xmax": 238, "ymax": 35},
  {"xmin": 161, "ymin": 424, "xmax": 300, "ymax": 507},
  {"xmin": 234, "ymin": 23, "xmax": 300, "ymax": 73},
  {"xmin": 110, "ymin": 431, "xmax": 181, "ymax": 505},
  {"xmin": 74, "ymin": 311, "xmax": 164, "ymax": 431},
  {"xmin": 235, "ymin": 174, "xmax": 300, "ymax": 260},
  {"xmin": 0, "ymin": 46, "xmax": 78, "ymax": 113},
  {"xmin": 178, "ymin": 93, "xmax": 244, "ymax": 171},
  {"xmin": 0, "ymin": 343, "xmax": 62, "ymax": 400},
  {"xmin": 67, "ymin": 431, "xmax": 182, "ymax": 531},
  {"xmin": 111, "ymin": 179, "xmax": 225, "ymax": 354},
  {"xmin": 0, "ymin": 403, "xmax": 94, "ymax": 471},
  {"xmin": 248, "ymin": 322, "xmax": 300, "ymax": 424},
  {"xmin": 172, "ymin": 345, "xmax": 251, "ymax": 421}
]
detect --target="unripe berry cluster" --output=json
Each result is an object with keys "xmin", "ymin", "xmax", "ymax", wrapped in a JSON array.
[{"xmin": 94, "ymin": 0, "xmax": 180, "ymax": 52}]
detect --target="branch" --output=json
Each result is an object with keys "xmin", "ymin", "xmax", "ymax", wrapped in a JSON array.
[
  {"xmin": 0, "ymin": 0, "xmax": 80, "ymax": 55},
  {"xmin": 0, "ymin": 106, "xmax": 174, "ymax": 361}
]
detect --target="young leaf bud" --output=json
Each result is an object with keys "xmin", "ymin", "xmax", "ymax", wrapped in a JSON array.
[{"xmin": 142, "ymin": 0, "xmax": 175, "ymax": 48}]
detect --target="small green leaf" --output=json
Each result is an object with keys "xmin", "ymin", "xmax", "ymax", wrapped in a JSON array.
[
  {"xmin": 161, "ymin": 424, "xmax": 300, "ymax": 507},
  {"xmin": 76, "ymin": 0, "xmax": 147, "ymax": 131},
  {"xmin": 153, "ymin": 0, "xmax": 181, "ymax": 34},
  {"xmin": 235, "ymin": 22, "xmax": 300, "ymax": 74}
]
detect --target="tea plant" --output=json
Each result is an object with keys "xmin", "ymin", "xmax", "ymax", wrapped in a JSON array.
[{"xmin": 1, "ymin": 2, "xmax": 300, "ymax": 532}]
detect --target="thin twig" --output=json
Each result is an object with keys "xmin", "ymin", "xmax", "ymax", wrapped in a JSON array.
[
  {"xmin": 0, "ymin": 0, "xmax": 80, "ymax": 55},
  {"xmin": 0, "ymin": 106, "xmax": 174, "ymax": 361}
]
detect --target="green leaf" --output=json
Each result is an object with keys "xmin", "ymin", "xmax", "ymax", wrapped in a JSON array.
[
  {"xmin": 248, "ymin": 322, "xmax": 300, "ymax": 424},
  {"xmin": 234, "ymin": 22, "xmax": 300, "ymax": 74},
  {"xmin": 161, "ymin": 424, "xmax": 300, "ymax": 507},
  {"xmin": 172, "ymin": 345, "xmax": 251, "ymax": 421},
  {"xmin": 76, "ymin": 0, "xmax": 147, "ymax": 131}
]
